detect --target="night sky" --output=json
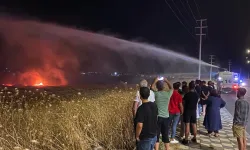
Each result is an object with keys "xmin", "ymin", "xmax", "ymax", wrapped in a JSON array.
[{"xmin": 1, "ymin": 0, "xmax": 250, "ymax": 75}]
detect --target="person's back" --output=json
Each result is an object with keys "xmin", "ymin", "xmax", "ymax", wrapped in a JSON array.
[
  {"xmin": 232, "ymin": 88, "xmax": 249, "ymax": 150},
  {"xmin": 195, "ymin": 86, "xmax": 201, "ymax": 96},
  {"xmin": 155, "ymin": 90, "xmax": 173, "ymax": 118},
  {"xmin": 169, "ymin": 83, "xmax": 183, "ymax": 143},
  {"xmin": 182, "ymin": 82, "xmax": 199, "ymax": 145},
  {"xmin": 233, "ymin": 98, "xmax": 249, "ymax": 126},
  {"xmin": 203, "ymin": 90, "xmax": 226, "ymax": 136},
  {"xmin": 207, "ymin": 96, "xmax": 224, "ymax": 110},
  {"xmin": 195, "ymin": 80, "xmax": 201, "ymax": 96},
  {"xmin": 184, "ymin": 91, "xmax": 199, "ymax": 111},
  {"xmin": 135, "ymin": 87, "xmax": 158, "ymax": 150},
  {"xmin": 151, "ymin": 77, "xmax": 173, "ymax": 150},
  {"xmin": 201, "ymin": 84, "xmax": 209, "ymax": 99},
  {"xmin": 136, "ymin": 102, "xmax": 158, "ymax": 139},
  {"xmin": 169, "ymin": 90, "xmax": 182, "ymax": 114}
]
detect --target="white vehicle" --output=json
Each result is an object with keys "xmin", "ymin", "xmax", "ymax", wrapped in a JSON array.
[{"xmin": 215, "ymin": 71, "xmax": 239, "ymax": 93}]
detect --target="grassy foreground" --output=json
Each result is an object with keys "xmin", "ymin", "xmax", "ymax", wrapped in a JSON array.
[{"xmin": 0, "ymin": 86, "xmax": 135, "ymax": 150}]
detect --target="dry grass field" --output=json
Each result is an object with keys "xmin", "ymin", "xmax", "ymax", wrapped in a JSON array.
[{"xmin": 0, "ymin": 85, "xmax": 135, "ymax": 150}]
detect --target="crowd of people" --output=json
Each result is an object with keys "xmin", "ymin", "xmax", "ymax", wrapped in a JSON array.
[{"xmin": 132, "ymin": 77, "xmax": 249, "ymax": 150}]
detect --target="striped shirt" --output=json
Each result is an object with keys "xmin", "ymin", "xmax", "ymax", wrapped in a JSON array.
[{"xmin": 233, "ymin": 98, "xmax": 250, "ymax": 126}]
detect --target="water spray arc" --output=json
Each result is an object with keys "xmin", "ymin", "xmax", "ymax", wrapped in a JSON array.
[{"xmin": 0, "ymin": 16, "xmax": 217, "ymax": 86}]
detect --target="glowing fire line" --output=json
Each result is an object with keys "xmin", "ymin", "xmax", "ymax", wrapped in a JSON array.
[{"xmin": 34, "ymin": 82, "xmax": 43, "ymax": 86}]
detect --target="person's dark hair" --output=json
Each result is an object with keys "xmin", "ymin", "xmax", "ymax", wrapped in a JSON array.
[
  {"xmin": 173, "ymin": 82, "xmax": 180, "ymax": 90},
  {"xmin": 176, "ymin": 82, "xmax": 181, "ymax": 87},
  {"xmin": 195, "ymin": 80, "xmax": 201, "ymax": 85},
  {"xmin": 182, "ymin": 81, "xmax": 187, "ymax": 86},
  {"xmin": 237, "ymin": 88, "xmax": 247, "ymax": 97},
  {"xmin": 156, "ymin": 81, "xmax": 164, "ymax": 91},
  {"xmin": 182, "ymin": 85, "xmax": 189, "ymax": 93},
  {"xmin": 202, "ymin": 81, "xmax": 206, "ymax": 85},
  {"xmin": 189, "ymin": 81, "xmax": 195, "ymax": 89},
  {"xmin": 208, "ymin": 81, "xmax": 212, "ymax": 85},
  {"xmin": 140, "ymin": 87, "xmax": 150, "ymax": 99},
  {"xmin": 210, "ymin": 89, "xmax": 218, "ymax": 97}
]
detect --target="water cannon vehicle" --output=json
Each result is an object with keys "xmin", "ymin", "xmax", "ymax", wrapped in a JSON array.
[{"xmin": 215, "ymin": 71, "xmax": 239, "ymax": 94}]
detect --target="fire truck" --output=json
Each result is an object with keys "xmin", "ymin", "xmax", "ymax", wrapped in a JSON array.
[{"xmin": 215, "ymin": 71, "xmax": 239, "ymax": 93}]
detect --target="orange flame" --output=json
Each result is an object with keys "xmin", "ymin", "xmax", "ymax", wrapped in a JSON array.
[
  {"xmin": 34, "ymin": 82, "xmax": 43, "ymax": 86},
  {"xmin": 2, "ymin": 84, "xmax": 13, "ymax": 86}
]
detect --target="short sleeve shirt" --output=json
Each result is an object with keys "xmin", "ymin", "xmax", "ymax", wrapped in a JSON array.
[
  {"xmin": 169, "ymin": 90, "xmax": 182, "ymax": 114},
  {"xmin": 134, "ymin": 102, "xmax": 158, "ymax": 140},
  {"xmin": 183, "ymin": 91, "xmax": 199, "ymax": 111},
  {"xmin": 134, "ymin": 90, "xmax": 155, "ymax": 106},
  {"xmin": 154, "ymin": 90, "xmax": 173, "ymax": 118}
]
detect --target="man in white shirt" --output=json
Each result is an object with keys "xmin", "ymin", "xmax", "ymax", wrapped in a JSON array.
[{"xmin": 132, "ymin": 79, "xmax": 155, "ymax": 118}]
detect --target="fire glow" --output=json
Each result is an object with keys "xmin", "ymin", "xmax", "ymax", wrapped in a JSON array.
[
  {"xmin": 0, "ymin": 17, "xmax": 80, "ymax": 87},
  {"xmin": 34, "ymin": 82, "xmax": 43, "ymax": 86}
]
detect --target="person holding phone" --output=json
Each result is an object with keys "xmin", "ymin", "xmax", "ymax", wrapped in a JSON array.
[{"xmin": 151, "ymin": 77, "xmax": 173, "ymax": 150}]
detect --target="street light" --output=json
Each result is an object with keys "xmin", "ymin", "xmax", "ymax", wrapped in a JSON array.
[
  {"xmin": 247, "ymin": 60, "xmax": 250, "ymax": 64},
  {"xmin": 247, "ymin": 49, "xmax": 250, "ymax": 54}
]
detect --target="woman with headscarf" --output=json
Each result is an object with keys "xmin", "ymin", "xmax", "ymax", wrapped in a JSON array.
[{"xmin": 202, "ymin": 89, "xmax": 226, "ymax": 137}]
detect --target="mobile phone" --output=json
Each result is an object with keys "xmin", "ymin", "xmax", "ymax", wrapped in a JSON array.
[{"xmin": 158, "ymin": 77, "xmax": 164, "ymax": 80}]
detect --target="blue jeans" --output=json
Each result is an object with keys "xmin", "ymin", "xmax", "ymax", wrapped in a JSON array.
[
  {"xmin": 198, "ymin": 103, "xmax": 202, "ymax": 114},
  {"xmin": 136, "ymin": 136, "xmax": 157, "ymax": 150},
  {"xmin": 169, "ymin": 113, "xmax": 181, "ymax": 139}
]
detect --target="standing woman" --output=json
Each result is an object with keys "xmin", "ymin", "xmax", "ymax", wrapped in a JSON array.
[{"xmin": 203, "ymin": 89, "xmax": 226, "ymax": 137}]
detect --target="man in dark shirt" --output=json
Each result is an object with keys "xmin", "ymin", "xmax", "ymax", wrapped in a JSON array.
[
  {"xmin": 233, "ymin": 88, "xmax": 249, "ymax": 150},
  {"xmin": 200, "ymin": 81, "xmax": 209, "ymax": 115},
  {"xmin": 182, "ymin": 82, "xmax": 199, "ymax": 145},
  {"xmin": 135, "ymin": 87, "xmax": 158, "ymax": 150},
  {"xmin": 195, "ymin": 80, "xmax": 202, "ymax": 115},
  {"xmin": 207, "ymin": 81, "xmax": 214, "ymax": 92}
]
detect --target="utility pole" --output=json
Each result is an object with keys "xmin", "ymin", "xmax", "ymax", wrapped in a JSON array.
[
  {"xmin": 196, "ymin": 19, "xmax": 207, "ymax": 79},
  {"xmin": 209, "ymin": 55, "xmax": 215, "ymax": 80},
  {"xmin": 228, "ymin": 60, "xmax": 232, "ymax": 72}
]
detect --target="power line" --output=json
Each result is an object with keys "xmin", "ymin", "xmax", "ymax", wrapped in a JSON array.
[
  {"xmin": 193, "ymin": 0, "xmax": 201, "ymax": 19},
  {"xmin": 186, "ymin": 0, "xmax": 197, "ymax": 23},
  {"xmin": 179, "ymin": 0, "xmax": 197, "ymax": 25},
  {"xmin": 171, "ymin": 0, "xmax": 194, "ymax": 29},
  {"xmin": 164, "ymin": 0, "xmax": 196, "ymax": 40}
]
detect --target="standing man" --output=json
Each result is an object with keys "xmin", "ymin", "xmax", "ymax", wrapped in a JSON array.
[
  {"xmin": 182, "ymin": 82, "xmax": 199, "ymax": 145},
  {"xmin": 151, "ymin": 77, "xmax": 173, "ymax": 150},
  {"xmin": 169, "ymin": 82, "xmax": 184, "ymax": 143},
  {"xmin": 200, "ymin": 81, "xmax": 210, "ymax": 116},
  {"xmin": 195, "ymin": 80, "xmax": 202, "ymax": 115},
  {"xmin": 135, "ymin": 87, "xmax": 158, "ymax": 150},
  {"xmin": 233, "ymin": 88, "xmax": 249, "ymax": 150},
  {"xmin": 132, "ymin": 79, "xmax": 155, "ymax": 118}
]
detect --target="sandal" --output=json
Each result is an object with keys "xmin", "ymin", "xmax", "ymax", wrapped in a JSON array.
[{"xmin": 214, "ymin": 133, "xmax": 219, "ymax": 137}]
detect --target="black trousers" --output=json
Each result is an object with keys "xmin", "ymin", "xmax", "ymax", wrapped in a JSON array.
[{"xmin": 157, "ymin": 116, "xmax": 170, "ymax": 143}]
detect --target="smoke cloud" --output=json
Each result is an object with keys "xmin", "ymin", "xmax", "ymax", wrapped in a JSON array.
[
  {"xmin": 0, "ymin": 15, "xmax": 217, "ymax": 86},
  {"xmin": 0, "ymin": 16, "xmax": 79, "ymax": 86}
]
